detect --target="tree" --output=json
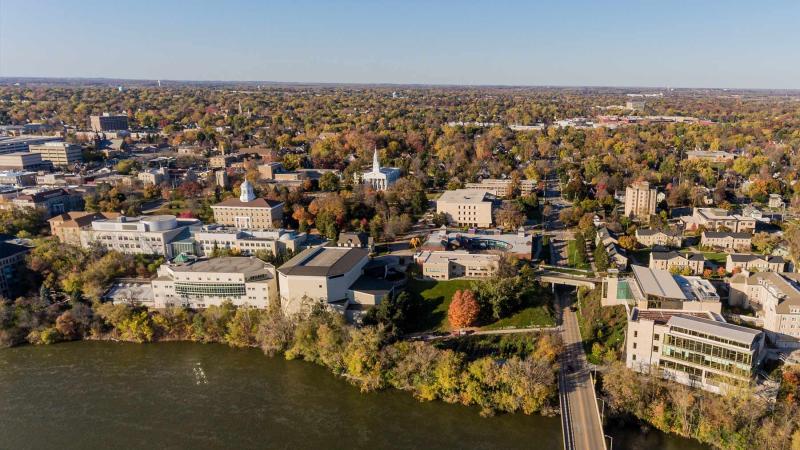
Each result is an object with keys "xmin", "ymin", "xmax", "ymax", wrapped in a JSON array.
[
  {"xmin": 495, "ymin": 202, "xmax": 525, "ymax": 230},
  {"xmin": 318, "ymin": 172, "xmax": 340, "ymax": 192},
  {"xmin": 448, "ymin": 290, "xmax": 480, "ymax": 329},
  {"xmin": 594, "ymin": 244, "xmax": 610, "ymax": 271},
  {"xmin": 618, "ymin": 235, "xmax": 638, "ymax": 250}
]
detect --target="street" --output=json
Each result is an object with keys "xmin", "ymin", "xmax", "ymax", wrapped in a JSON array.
[{"xmin": 556, "ymin": 287, "xmax": 606, "ymax": 450}]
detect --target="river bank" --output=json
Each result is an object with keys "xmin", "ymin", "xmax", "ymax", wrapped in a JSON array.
[{"xmin": 0, "ymin": 341, "xmax": 708, "ymax": 450}]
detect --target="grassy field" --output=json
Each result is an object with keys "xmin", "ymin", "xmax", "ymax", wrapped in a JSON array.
[
  {"xmin": 406, "ymin": 278, "xmax": 556, "ymax": 332},
  {"xmin": 567, "ymin": 240, "xmax": 591, "ymax": 270},
  {"xmin": 406, "ymin": 278, "xmax": 475, "ymax": 332}
]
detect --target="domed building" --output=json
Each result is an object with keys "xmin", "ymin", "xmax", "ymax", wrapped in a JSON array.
[{"xmin": 211, "ymin": 179, "xmax": 284, "ymax": 229}]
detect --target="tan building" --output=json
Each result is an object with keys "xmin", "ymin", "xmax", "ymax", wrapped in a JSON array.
[
  {"xmin": 701, "ymin": 231, "xmax": 752, "ymax": 252},
  {"xmin": 7, "ymin": 187, "xmax": 83, "ymax": 218},
  {"xmin": 211, "ymin": 180, "xmax": 284, "ymax": 229},
  {"xmin": 28, "ymin": 142, "xmax": 82, "ymax": 166},
  {"xmin": 436, "ymin": 189, "xmax": 495, "ymax": 228},
  {"xmin": 137, "ymin": 168, "xmax": 167, "ymax": 186},
  {"xmin": 625, "ymin": 308, "xmax": 764, "ymax": 394},
  {"xmin": 209, "ymin": 154, "xmax": 241, "ymax": 169},
  {"xmin": 193, "ymin": 227, "xmax": 307, "ymax": 257},
  {"xmin": 152, "ymin": 257, "xmax": 278, "ymax": 309},
  {"xmin": 726, "ymin": 254, "xmax": 785, "ymax": 273},
  {"xmin": 418, "ymin": 250, "xmax": 499, "ymax": 280},
  {"xmin": 635, "ymin": 229, "xmax": 683, "ymax": 248},
  {"xmin": 649, "ymin": 251, "xmax": 705, "ymax": 275},
  {"xmin": 685, "ymin": 150, "xmax": 736, "ymax": 163},
  {"xmin": 602, "ymin": 265, "xmax": 721, "ymax": 314},
  {"xmin": 464, "ymin": 178, "xmax": 537, "ymax": 197},
  {"xmin": 728, "ymin": 272, "xmax": 800, "ymax": 348},
  {"xmin": 277, "ymin": 246, "xmax": 370, "ymax": 315},
  {"xmin": 48, "ymin": 211, "xmax": 120, "ymax": 246},
  {"xmin": 89, "ymin": 114, "xmax": 129, "ymax": 132},
  {"xmin": 0, "ymin": 152, "xmax": 48, "ymax": 171},
  {"xmin": 624, "ymin": 181, "xmax": 658, "ymax": 219},
  {"xmin": 681, "ymin": 208, "xmax": 756, "ymax": 233}
]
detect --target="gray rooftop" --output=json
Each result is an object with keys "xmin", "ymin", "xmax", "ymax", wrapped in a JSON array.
[
  {"xmin": 278, "ymin": 246, "xmax": 368, "ymax": 277},
  {"xmin": 632, "ymin": 265, "xmax": 686, "ymax": 300},
  {"xmin": 667, "ymin": 314, "xmax": 761, "ymax": 345}
]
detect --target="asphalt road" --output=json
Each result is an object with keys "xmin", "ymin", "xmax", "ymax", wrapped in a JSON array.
[{"xmin": 557, "ymin": 288, "xmax": 606, "ymax": 450}]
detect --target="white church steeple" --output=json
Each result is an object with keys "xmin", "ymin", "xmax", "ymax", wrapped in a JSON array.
[
  {"xmin": 239, "ymin": 179, "xmax": 256, "ymax": 202},
  {"xmin": 372, "ymin": 148, "xmax": 380, "ymax": 173}
]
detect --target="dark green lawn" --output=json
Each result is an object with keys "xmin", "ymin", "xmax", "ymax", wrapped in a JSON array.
[
  {"xmin": 406, "ymin": 278, "xmax": 475, "ymax": 332},
  {"xmin": 406, "ymin": 278, "xmax": 556, "ymax": 332}
]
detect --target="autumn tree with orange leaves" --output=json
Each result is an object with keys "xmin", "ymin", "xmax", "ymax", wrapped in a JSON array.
[{"xmin": 448, "ymin": 289, "xmax": 480, "ymax": 329}]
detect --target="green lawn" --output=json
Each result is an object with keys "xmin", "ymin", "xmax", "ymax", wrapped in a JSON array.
[
  {"xmin": 481, "ymin": 304, "xmax": 554, "ymax": 330},
  {"xmin": 682, "ymin": 250, "xmax": 727, "ymax": 264},
  {"xmin": 406, "ymin": 279, "xmax": 476, "ymax": 332},
  {"xmin": 567, "ymin": 240, "xmax": 591, "ymax": 270}
]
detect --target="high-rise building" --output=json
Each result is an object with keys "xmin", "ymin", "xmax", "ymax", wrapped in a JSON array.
[
  {"xmin": 436, "ymin": 189, "xmax": 495, "ymax": 228},
  {"xmin": 28, "ymin": 142, "xmax": 83, "ymax": 166},
  {"xmin": 89, "ymin": 113, "xmax": 129, "ymax": 132},
  {"xmin": 624, "ymin": 181, "xmax": 658, "ymax": 219}
]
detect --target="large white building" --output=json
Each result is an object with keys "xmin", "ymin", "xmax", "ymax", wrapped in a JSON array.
[
  {"xmin": 728, "ymin": 271, "xmax": 800, "ymax": 348},
  {"xmin": 436, "ymin": 189, "xmax": 495, "ymax": 228},
  {"xmin": 80, "ymin": 215, "xmax": 198, "ymax": 258},
  {"xmin": 277, "ymin": 246, "xmax": 370, "ymax": 315},
  {"xmin": 681, "ymin": 208, "xmax": 756, "ymax": 233},
  {"xmin": 152, "ymin": 256, "xmax": 278, "ymax": 309},
  {"xmin": 358, "ymin": 149, "xmax": 400, "ymax": 191},
  {"xmin": 192, "ymin": 226, "xmax": 308, "ymax": 257},
  {"xmin": 28, "ymin": 142, "xmax": 83, "ymax": 166},
  {"xmin": 625, "ymin": 308, "xmax": 764, "ymax": 394}
]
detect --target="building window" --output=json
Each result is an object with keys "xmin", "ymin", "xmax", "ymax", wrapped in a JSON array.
[{"xmin": 633, "ymin": 343, "xmax": 637, "ymax": 349}]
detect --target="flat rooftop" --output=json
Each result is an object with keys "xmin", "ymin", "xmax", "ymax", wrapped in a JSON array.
[
  {"xmin": 668, "ymin": 314, "xmax": 761, "ymax": 345},
  {"xmin": 170, "ymin": 256, "xmax": 272, "ymax": 275},
  {"xmin": 632, "ymin": 308, "xmax": 716, "ymax": 325},
  {"xmin": 278, "ymin": 246, "xmax": 368, "ymax": 277},
  {"xmin": 437, "ymin": 189, "xmax": 491, "ymax": 204}
]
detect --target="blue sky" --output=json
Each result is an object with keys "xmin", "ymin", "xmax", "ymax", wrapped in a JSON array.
[{"xmin": 1, "ymin": 0, "xmax": 799, "ymax": 88}]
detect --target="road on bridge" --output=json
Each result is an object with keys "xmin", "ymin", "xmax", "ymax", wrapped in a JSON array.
[{"xmin": 556, "ymin": 287, "xmax": 606, "ymax": 450}]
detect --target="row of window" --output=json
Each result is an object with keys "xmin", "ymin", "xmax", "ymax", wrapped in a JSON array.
[{"xmin": 669, "ymin": 326, "xmax": 753, "ymax": 350}]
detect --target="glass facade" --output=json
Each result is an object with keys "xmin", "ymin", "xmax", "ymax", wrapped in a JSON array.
[
  {"xmin": 660, "ymin": 330, "xmax": 755, "ymax": 381},
  {"xmin": 175, "ymin": 282, "xmax": 246, "ymax": 297}
]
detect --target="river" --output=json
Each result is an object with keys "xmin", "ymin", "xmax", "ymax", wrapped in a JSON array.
[{"xmin": 0, "ymin": 342, "xmax": 709, "ymax": 449}]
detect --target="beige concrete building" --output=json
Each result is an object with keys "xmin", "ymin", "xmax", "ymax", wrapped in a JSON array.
[
  {"xmin": 602, "ymin": 265, "xmax": 721, "ymax": 314},
  {"xmin": 685, "ymin": 150, "xmax": 736, "ymax": 163},
  {"xmin": 152, "ymin": 257, "xmax": 278, "ymax": 309},
  {"xmin": 725, "ymin": 254, "xmax": 785, "ymax": 273},
  {"xmin": 6, "ymin": 187, "xmax": 83, "ymax": 218},
  {"xmin": 649, "ymin": 251, "xmax": 706, "ymax": 275},
  {"xmin": 728, "ymin": 272, "xmax": 800, "ymax": 348},
  {"xmin": 137, "ymin": 168, "xmax": 168, "ymax": 186},
  {"xmin": 625, "ymin": 308, "xmax": 764, "ymax": 393},
  {"xmin": 635, "ymin": 229, "xmax": 683, "ymax": 248},
  {"xmin": 28, "ymin": 142, "xmax": 82, "ymax": 166},
  {"xmin": 48, "ymin": 211, "xmax": 120, "ymax": 246},
  {"xmin": 681, "ymin": 208, "xmax": 756, "ymax": 233},
  {"xmin": 193, "ymin": 226, "xmax": 307, "ymax": 257},
  {"xmin": 80, "ymin": 215, "xmax": 197, "ymax": 258},
  {"xmin": 0, "ymin": 152, "xmax": 48, "ymax": 171},
  {"xmin": 211, "ymin": 180, "xmax": 284, "ymax": 229},
  {"xmin": 417, "ymin": 250, "xmax": 499, "ymax": 280},
  {"xmin": 464, "ymin": 178, "xmax": 537, "ymax": 197},
  {"xmin": 701, "ymin": 231, "xmax": 752, "ymax": 252},
  {"xmin": 277, "ymin": 246, "xmax": 370, "ymax": 315},
  {"xmin": 624, "ymin": 181, "xmax": 658, "ymax": 219},
  {"xmin": 436, "ymin": 189, "xmax": 495, "ymax": 228}
]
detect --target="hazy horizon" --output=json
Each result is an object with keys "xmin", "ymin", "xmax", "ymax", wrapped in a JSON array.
[{"xmin": 2, "ymin": 0, "xmax": 799, "ymax": 89}]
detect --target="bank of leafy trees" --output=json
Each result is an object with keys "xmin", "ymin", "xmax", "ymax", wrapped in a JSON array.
[
  {"xmin": 0, "ymin": 295, "xmax": 561, "ymax": 418},
  {"xmin": 603, "ymin": 361, "xmax": 800, "ymax": 449}
]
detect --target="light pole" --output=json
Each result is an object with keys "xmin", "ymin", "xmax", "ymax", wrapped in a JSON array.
[{"xmin": 605, "ymin": 434, "xmax": 613, "ymax": 450}]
